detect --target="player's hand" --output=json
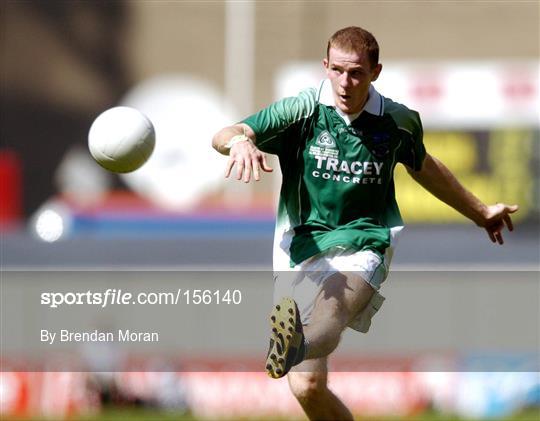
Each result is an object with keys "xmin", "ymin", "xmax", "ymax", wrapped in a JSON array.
[
  {"xmin": 479, "ymin": 203, "xmax": 519, "ymax": 245},
  {"xmin": 224, "ymin": 140, "xmax": 273, "ymax": 183}
]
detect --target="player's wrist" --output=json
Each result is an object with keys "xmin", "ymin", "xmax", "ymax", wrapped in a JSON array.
[
  {"xmin": 472, "ymin": 204, "xmax": 490, "ymax": 226},
  {"xmin": 224, "ymin": 134, "xmax": 252, "ymax": 151}
]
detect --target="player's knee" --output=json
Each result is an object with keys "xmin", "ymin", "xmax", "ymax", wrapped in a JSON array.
[{"xmin": 288, "ymin": 371, "xmax": 328, "ymax": 404}]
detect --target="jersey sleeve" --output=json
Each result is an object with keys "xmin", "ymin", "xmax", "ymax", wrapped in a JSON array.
[
  {"xmin": 242, "ymin": 88, "xmax": 317, "ymax": 154},
  {"xmin": 393, "ymin": 108, "xmax": 426, "ymax": 171}
]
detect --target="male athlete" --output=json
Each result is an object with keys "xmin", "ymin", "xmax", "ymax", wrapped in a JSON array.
[{"xmin": 212, "ymin": 26, "xmax": 518, "ymax": 420}]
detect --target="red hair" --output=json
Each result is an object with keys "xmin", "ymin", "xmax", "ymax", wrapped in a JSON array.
[{"xmin": 327, "ymin": 26, "xmax": 380, "ymax": 69}]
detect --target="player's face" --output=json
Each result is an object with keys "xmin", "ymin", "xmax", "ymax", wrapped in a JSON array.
[{"xmin": 324, "ymin": 47, "xmax": 382, "ymax": 115}]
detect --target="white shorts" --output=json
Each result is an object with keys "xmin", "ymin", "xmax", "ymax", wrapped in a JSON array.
[{"xmin": 273, "ymin": 246, "xmax": 392, "ymax": 333}]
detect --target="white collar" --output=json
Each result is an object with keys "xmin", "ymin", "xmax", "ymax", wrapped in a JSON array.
[{"xmin": 317, "ymin": 79, "xmax": 384, "ymax": 124}]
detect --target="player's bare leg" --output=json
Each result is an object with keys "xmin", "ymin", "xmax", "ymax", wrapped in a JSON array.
[
  {"xmin": 288, "ymin": 357, "xmax": 353, "ymax": 421},
  {"xmin": 266, "ymin": 272, "xmax": 375, "ymax": 377},
  {"xmin": 303, "ymin": 271, "xmax": 375, "ymax": 359},
  {"xmin": 283, "ymin": 272, "xmax": 374, "ymax": 420},
  {"xmin": 266, "ymin": 272, "xmax": 376, "ymax": 418}
]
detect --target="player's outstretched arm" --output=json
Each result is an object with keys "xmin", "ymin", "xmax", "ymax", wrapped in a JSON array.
[
  {"xmin": 212, "ymin": 123, "xmax": 273, "ymax": 183},
  {"xmin": 407, "ymin": 153, "xmax": 518, "ymax": 245}
]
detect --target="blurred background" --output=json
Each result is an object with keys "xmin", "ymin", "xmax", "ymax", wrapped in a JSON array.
[{"xmin": 1, "ymin": 1, "xmax": 539, "ymax": 420}]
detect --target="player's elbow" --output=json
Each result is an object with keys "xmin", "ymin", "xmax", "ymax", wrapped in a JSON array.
[
  {"xmin": 406, "ymin": 153, "xmax": 432, "ymax": 178},
  {"xmin": 211, "ymin": 132, "xmax": 219, "ymax": 152},
  {"xmin": 405, "ymin": 162, "xmax": 421, "ymax": 179}
]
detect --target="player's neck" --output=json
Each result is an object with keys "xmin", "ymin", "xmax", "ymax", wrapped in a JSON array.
[
  {"xmin": 335, "ymin": 93, "xmax": 369, "ymax": 125},
  {"xmin": 335, "ymin": 106, "xmax": 362, "ymax": 125}
]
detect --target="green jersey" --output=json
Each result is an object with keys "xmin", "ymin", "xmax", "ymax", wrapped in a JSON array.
[{"xmin": 243, "ymin": 80, "xmax": 425, "ymax": 268}]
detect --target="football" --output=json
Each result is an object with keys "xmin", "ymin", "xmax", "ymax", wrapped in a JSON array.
[{"xmin": 88, "ymin": 106, "xmax": 155, "ymax": 173}]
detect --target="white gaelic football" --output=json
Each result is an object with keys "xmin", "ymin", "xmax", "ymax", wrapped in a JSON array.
[
  {"xmin": 88, "ymin": 106, "xmax": 155, "ymax": 173},
  {"xmin": 119, "ymin": 76, "xmax": 235, "ymax": 210}
]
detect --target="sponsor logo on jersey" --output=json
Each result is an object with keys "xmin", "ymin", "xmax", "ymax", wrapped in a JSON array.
[
  {"xmin": 309, "ymin": 145, "xmax": 338, "ymax": 158},
  {"xmin": 316, "ymin": 131, "xmax": 336, "ymax": 148},
  {"xmin": 311, "ymin": 155, "xmax": 384, "ymax": 185}
]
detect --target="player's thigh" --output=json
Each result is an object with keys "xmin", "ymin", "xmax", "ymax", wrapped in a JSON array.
[{"xmin": 310, "ymin": 271, "xmax": 375, "ymax": 326}]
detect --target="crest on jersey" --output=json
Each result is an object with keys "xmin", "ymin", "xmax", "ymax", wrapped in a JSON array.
[{"xmin": 316, "ymin": 131, "xmax": 336, "ymax": 148}]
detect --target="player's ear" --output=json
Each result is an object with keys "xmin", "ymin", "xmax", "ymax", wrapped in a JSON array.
[
  {"xmin": 323, "ymin": 58, "xmax": 332, "ymax": 77},
  {"xmin": 371, "ymin": 63, "xmax": 383, "ymax": 81}
]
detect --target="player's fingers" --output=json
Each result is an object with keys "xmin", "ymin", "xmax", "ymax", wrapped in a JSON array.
[
  {"xmin": 503, "ymin": 213, "xmax": 514, "ymax": 231},
  {"xmin": 495, "ymin": 230, "xmax": 504, "ymax": 245},
  {"xmin": 252, "ymin": 157, "xmax": 261, "ymax": 181},
  {"xmin": 488, "ymin": 221, "xmax": 504, "ymax": 244},
  {"xmin": 243, "ymin": 159, "xmax": 252, "ymax": 183},
  {"xmin": 487, "ymin": 229, "xmax": 497, "ymax": 244},
  {"xmin": 260, "ymin": 154, "xmax": 273, "ymax": 172},
  {"xmin": 236, "ymin": 158, "xmax": 245, "ymax": 180},
  {"xmin": 507, "ymin": 204, "xmax": 519, "ymax": 213},
  {"xmin": 225, "ymin": 159, "xmax": 235, "ymax": 178}
]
